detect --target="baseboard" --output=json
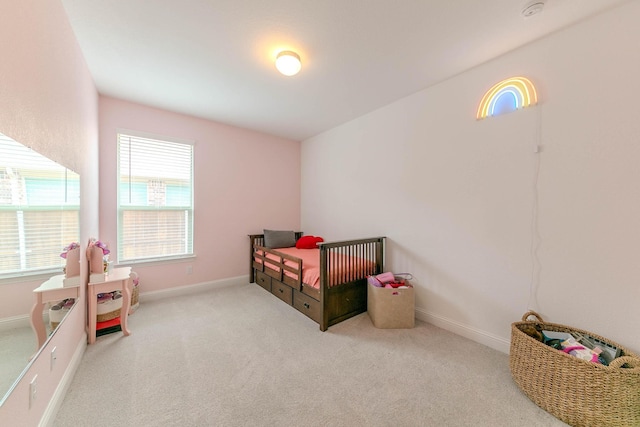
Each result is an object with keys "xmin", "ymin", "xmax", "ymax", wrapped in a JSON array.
[
  {"xmin": 139, "ymin": 275, "xmax": 250, "ymax": 303},
  {"xmin": 0, "ymin": 314, "xmax": 31, "ymax": 332},
  {"xmin": 415, "ymin": 308, "xmax": 511, "ymax": 354},
  {"xmin": 39, "ymin": 332, "xmax": 87, "ymax": 427},
  {"xmin": 0, "ymin": 312, "xmax": 50, "ymax": 332}
]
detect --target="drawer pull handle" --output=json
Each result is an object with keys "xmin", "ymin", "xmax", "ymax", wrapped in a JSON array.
[
  {"xmin": 303, "ymin": 302, "xmax": 310, "ymax": 309},
  {"xmin": 278, "ymin": 288, "xmax": 284, "ymax": 293}
]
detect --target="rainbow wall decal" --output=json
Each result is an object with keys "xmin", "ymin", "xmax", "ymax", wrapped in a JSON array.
[{"xmin": 476, "ymin": 76, "xmax": 538, "ymax": 120}]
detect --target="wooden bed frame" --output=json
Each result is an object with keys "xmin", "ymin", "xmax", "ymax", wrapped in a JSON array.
[{"xmin": 249, "ymin": 234, "xmax": 385, "ymax": 331}]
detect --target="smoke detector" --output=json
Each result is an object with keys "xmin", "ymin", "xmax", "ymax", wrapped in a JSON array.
[{"xmin": 522, "ymin": 1, "xmax": 545, "ymax": 18}]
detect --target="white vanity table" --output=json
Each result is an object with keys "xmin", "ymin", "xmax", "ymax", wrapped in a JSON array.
[
  {"xmin": 30, "ymin": 275, "xmax": 81, "ymax": 351},
  {"xmin": 87, "ymin": 266, "xmax": 132, "ymax": 344}
]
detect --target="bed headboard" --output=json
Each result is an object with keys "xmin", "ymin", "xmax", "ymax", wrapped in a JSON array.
[{"xmin": 318, "ymin": 237, "xmax": 385, "ymax": 287}]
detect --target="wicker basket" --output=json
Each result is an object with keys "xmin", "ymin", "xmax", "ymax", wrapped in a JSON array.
[
  {"xmin": 49, "ymin": 299, "xmax": 74, "ymax": 330},
  {"xmin": 96, "ymin": 295, "xmax": 123, "ymax": 322},
  {"xmin": 129, "ymin": 271, "xmax": 140, "ymax": 313},
  {"xmin": 131, "ymin": 284, "xmax": 139, "ymax": 306},
  {"xmin": 510, "ymin": 311, "xmax": 640, "ymax": 427},
  {"xmin": 129, "ymin": 284, "xmax": 140, "ymax": 314}
]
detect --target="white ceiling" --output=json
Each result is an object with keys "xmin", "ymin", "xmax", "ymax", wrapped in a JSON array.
[{"xmin": 61, "ymin": 0, "xmax": 629, "ymax": 141}]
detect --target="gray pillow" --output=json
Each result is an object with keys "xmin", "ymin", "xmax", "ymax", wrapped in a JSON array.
[{"xmin": 263, "ymin": 229, "xmax": 296, "ymax": 248}]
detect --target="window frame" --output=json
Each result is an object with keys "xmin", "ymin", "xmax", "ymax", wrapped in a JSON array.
[
  {"xmin": 0, "ymin": 134, "xmax": 80, "ymax": 280},
  {"xmin": 116, "ymin": 129, "xmax": 195, "ymax": 265}
]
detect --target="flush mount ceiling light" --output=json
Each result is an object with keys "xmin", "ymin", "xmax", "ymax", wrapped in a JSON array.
[{"xmin": 275, "ymin": 51, "xmax": 301, "ymax": 76}]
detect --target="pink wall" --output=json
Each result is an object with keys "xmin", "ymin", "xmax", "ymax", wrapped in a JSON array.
[
  {"xmin": 0, "ymin": 0, "xmax": 99, "ymax": 424},
  {"xmin": 0, "ymin": 279, "xmax": 48, "ymax": 319},
  {"xmin": 98, "ymin": 96, "xmax": 301, "ymax": 292}
]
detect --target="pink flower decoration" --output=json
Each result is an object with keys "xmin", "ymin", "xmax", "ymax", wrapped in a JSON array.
[
  {"xmin": 60, "ymin": 242, "xmax": 80, "ymax": 258},
  {"xmin": 94, "ymin": 240, "xmax": 110, "ymax": 255}
]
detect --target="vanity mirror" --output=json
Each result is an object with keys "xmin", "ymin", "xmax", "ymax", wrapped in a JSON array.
[{"xmin": 0, "ymin": 132, "xmax": 80, "ymax": 405}]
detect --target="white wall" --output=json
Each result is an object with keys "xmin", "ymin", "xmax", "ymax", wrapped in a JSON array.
[
  {"xmin": 0, "ymin": 0, "xmax": 99, "ymax": 425},
  {"xmin": 301, "ymin": 1, "xmax": 640, "ymax": 354}
]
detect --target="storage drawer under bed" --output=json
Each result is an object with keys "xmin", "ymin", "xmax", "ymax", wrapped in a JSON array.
[
  {"xmin": 271, "ymin": 280, "xmax": 293, "ymax": 305},
  {"xmin": 293, "ymin": 290, "xmax": 321, "ymax": 323},
  {"xmin": 255, "ymin": 270, "xmax": 271, "ymax": 291}
]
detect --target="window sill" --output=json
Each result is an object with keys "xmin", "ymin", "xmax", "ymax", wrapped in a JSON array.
[
  {"xmin": 117, "ymin": 254, "xmax": 196, "ymax": 269},
  {"xmin": 0, "ymin": 269, "xmax": 63, "ymax": 286}
]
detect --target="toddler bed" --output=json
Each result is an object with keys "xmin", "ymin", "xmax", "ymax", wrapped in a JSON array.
[{"xmin": 249, "ymin": 232, "xmax": 385, "ymax": 331}]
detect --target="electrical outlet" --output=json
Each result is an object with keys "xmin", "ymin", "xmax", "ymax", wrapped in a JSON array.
[
  {"xmin": 51, "ymin": 346, "xmax": 57, "ymax": 371},
  {"xmin": 29, "ymin": 375, "xmax": 37, "ymax": 408},
  {"xmin": 186, "ymin": 265, "xmax": 193, "ymax": 275}
]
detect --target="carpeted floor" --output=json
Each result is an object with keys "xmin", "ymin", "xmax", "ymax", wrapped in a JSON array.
[
  {"xmin": 0, "ymin": 325, "xmax": 35, "ymax": 401},
  {"xmin": 54, "ymin": 283, "xmax": 567, "ymax": 426}
]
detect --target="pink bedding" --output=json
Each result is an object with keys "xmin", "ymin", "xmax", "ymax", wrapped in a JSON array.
[{"xmin": 255, "ymin": 247, "xmax": 373, "ymax": 289}]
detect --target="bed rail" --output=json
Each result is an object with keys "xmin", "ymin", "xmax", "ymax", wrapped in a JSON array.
[
  {"xmin": 252, "ymin": 245, "xmax": 303, "ymax": 290},
  {"xmin": 248, "ymin": 232, "xmax": 302, "ymax": 283}
]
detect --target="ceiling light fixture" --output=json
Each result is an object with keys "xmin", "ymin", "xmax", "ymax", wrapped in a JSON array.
[{"xmin": 275, "ymin": 51, "xmax": 302, "ymax": 76}]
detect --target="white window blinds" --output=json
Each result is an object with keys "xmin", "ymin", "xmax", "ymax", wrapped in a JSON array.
[
  {"xmin": 117, "ymin": 132, "xmax": 194, "ymax": 262},
  {"xmin": 0, "ymin": 133, "xmax": 80, "ymax": 278}
]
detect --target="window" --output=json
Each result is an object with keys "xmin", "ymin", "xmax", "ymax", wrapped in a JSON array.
[
  {"xmin": 117, "ymin": 131, "xmax": 194, "ymax": 263},
  {"xmin": 0, "ymin": 133, "xmax": 80, "ymax": 278}
]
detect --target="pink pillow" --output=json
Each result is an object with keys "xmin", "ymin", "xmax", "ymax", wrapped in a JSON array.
[{"xmin": 296, "ymin": 235, "xmax": 324, "ymax": 249}]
